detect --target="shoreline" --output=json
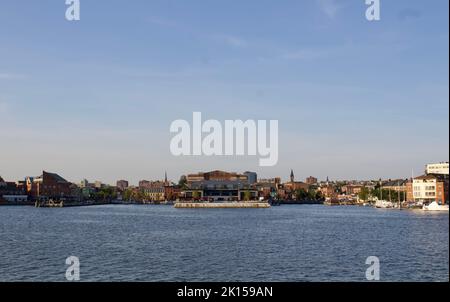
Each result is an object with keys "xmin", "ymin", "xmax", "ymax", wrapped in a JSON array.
[{"xmin": 0, "ymin": 201, "xmax": 448, "ymax": 213}]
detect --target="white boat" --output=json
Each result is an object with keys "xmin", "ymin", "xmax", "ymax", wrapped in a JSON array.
[
  {"xmin": 375, "ymin": 200, "xmax": 394, "ymax": 209},
  {"xmin": 422, "ymin": 202, "xmax": 449, "ymax": 212}
]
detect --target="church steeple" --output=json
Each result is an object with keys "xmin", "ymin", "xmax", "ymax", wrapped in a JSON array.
[
  {"xmin": 164, "ymin": 171, "xmax": 168, "ymax": 185},
  {"xmin": 290, "ymin": 169, "xmax": 294, "ymax": 183}
]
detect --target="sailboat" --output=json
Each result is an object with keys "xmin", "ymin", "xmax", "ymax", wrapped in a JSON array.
[{"xmin": 374, "ymin": 180, "xmax": 394, "ymax": 209}]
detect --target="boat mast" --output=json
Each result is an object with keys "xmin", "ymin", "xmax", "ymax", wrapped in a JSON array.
[
  {"xmin": 411, "ymin": 168, "xmax": 415, "ymax": 204},
  {"xmin": 379, "ymin": 179, "xmax": 383, "ymax": 201}
]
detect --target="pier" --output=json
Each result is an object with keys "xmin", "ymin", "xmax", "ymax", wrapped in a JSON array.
[
  {"xmin": 174, "ymin": 202, "xmax": 271, "ymax": 209},
  {"xmin": 34, "ymin": 200, "xmax": 111, "ymax": 208},
  {"xmin": 35, "ymin": 200, "xmax": 64, "ymax": 208}
]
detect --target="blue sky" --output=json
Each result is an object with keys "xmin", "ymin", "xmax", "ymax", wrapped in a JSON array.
[{"xmin": 0, "ymin": 0, "xmax": 448, "ymax": 184}]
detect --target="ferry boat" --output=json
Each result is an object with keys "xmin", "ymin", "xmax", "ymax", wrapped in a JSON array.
[{"xmin": 422, "ymin": 202, "xmax": 449, "ymax": 212}]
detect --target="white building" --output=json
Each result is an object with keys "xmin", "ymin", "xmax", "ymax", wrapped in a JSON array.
[
  {"xmin": 426, "ymin": 162, "xmax": 449, "ymax": 175},
  {"xmin": 409, "ymin": 174, "xmax": 447, "ymax": 203}
]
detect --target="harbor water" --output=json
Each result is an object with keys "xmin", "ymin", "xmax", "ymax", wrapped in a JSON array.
[{"xmin": 0, "ymin": 205, "xmax": 448, "ymax": 282}]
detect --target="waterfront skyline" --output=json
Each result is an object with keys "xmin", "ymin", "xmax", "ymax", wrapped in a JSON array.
[
  {"xmin": 0, "ymin": 164, "xmax": 447, "ymax": 188},
  {"xmin": 0, "ymin": 0, "xmax": 449, "ymax": 184}
]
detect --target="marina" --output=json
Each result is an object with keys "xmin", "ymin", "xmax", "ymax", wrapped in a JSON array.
[{"xmin": 1, "ymin": 197, "xmax": 446, "ymax": 213}]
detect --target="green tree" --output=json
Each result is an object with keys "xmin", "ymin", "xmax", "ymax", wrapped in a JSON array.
[
  {"xmin": 295, "ymin": 188, "xmax": 308, "ymax": 200},
  {"xmin": 192, "ymin": 191, "xmax": 201, "ymax": 200},
  {"xmin": 370, "ymin": 188, "xmax": 402, "ymax": 202},
  {"xmin": 315, "ymin": 190, "xmax": 323, "ymax": 200},
  {"xmin": 307, "ymin": 188, "xmax": 317, "ymax": 200},
  {"xmin": 94, "ymin": 186, "xmax": 116, "ymax": 202},
  {"xmin": 123, "ymin": 189, "xmax": 132, "ymax": 201},
  {"xmin": 358, "ymin": 187, "xmax": 370, "ymax": 201},
  {"xmin": 243, "ymin": 190, "xmax": 251, "ymax": 201},
  {"xmin": 136, "ymin": 190, "xmax": 146, "ymax": 202},
  {"xmin": 178, "ymin": 175, "xmax": 188, "ymax": 189}
]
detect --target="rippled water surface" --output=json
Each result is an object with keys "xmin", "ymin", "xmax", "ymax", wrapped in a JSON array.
[{"xmin": 0, "ymin": 205, "xmax": 448, "ymax": 281}]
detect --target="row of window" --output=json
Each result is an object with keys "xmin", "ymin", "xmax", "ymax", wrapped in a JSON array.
[
  {"xmin": 413, "ymin": 186, "xmax": 436, "ymax": 191},
  {"xmin": 414, "ymin": 192, "xmax": 436, "ymax": 197}
]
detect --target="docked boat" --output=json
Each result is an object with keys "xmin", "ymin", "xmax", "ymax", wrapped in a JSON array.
[
  {"xmin": 268, "ymin": 198, "xmax": 281, "ymax": 206},
  {"xmin": 422, "ymin": 202, "xmax": 449, "ymax": 212},
  {"xmin": 374, "ymin": 182, "xmax": 395, "ymax": 209},
  {"xmin": 374, "ymin": 200, "xmax": 394, "ymax": 209}
]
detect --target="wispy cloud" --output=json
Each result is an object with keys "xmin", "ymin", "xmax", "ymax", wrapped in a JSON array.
[
  {"xmin": 210, "ymin": 34, "xmax": 248, "ymax": 48},
  {"xmin": 146, "ymin": 15, "xmax": 248, "ymax": 49},
  {"xmin": 398, "ymin": 8, "xmax": 422, "ymax": 21},
  {"xmin": 0, "ymin": 73, "xmax": 26, "ymax": 80},
  {"xmin": 147, "ymin": 16, "xmax": 179, "ymax": 28},
  {"xmin": 282, "ymin": 49, "xmax": 329, "ymax": 61},
  {"xmin": 118, "ymin": 67, "xmax": 215, "ymax": 80},
  {"xmin": 316, "ymin": 0, "xmax": 341, "ymax": 19}
]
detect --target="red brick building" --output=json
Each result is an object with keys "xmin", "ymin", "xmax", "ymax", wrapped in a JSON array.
[
  {"xmin": 406, "ymin": 174, "xmax": 449, "ymax": 204},
  {"xmin": 116, "ymin": 180, "xmax": 129, "ymax": 191},
  {"xmin": 306, "ymin": 176, "xmax": 318, "ymax": 185},
  {"xmin": 26, "ymin": 171, "xmax": 72, "ymax": 200},
  {"xmin": 1, "ymin": 177, "xmax": 27, "ymax": 203},
  {"xmin": 319, "ymin": 185, "xmax": 338, "ymax": 199},
  {"xmin": 164, "ymin": 185, "xmax": 181, "ymax": 201},
  {"xmin": 341, "ymin": 184, "xmax": 363, "ymax": 195},
  {"xmin": 187, "ymin": 170, "xmax": 248, "ymax": 183},
  {"xmin": 284, "ymin": 170, "xmax": 310, "ymax": 192}
]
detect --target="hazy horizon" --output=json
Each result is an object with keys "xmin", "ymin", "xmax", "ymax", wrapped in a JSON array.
[{"xmin": 1, "ymin": 0, "xmax": 449, "ymax": 184}]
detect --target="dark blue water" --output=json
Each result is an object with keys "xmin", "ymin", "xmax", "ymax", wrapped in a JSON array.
[{"xmin": 0, "ymin": 205, "xmax": 448, "ymax": 281}]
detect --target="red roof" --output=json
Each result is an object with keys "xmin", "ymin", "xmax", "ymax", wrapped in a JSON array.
[{"xmin": 415, "ymin": 174, "xmax": 437, "ymax": 180}]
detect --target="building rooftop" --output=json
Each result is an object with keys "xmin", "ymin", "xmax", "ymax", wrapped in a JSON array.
[
  {"xmin": 41, "ymin": 171, "xmax": 69, "ymax": 183},
  {"xmin": 189, "ymin": 180, "xmax": 254, "ymax": 190},
  {"xmin": 414, "ymin": 174, "xmax": 444, "ymax": 181},
  {"xmin": 383, "ymin": 179, "xmax": 408, "ymax": 187}
]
